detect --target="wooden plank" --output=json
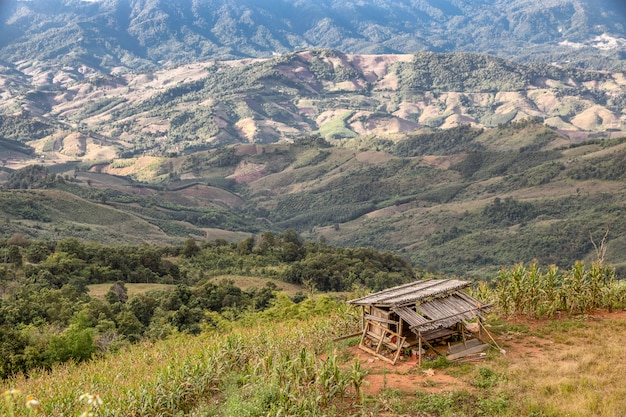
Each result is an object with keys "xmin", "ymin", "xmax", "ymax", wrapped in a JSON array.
[
  {"xmin": 364, "ymin": 332, "xmax": 410, "ymax": 349},
  {"xmin": 359, "ymin": 320, "xmax": 406, "ymax": 365},
  {"xmin": 375, "ymin": 330, "xmax": 385, "ymax": 353},
  {"xmin": 366, "ymin": 320, "xmax": 402, "ymax": 339},
  {"xmin": 420, "ymin": 328, "xmax": 456, "ymax": 341},
  {"xmin": 357, "ymin": 344, "xmax": 396, "ymax": 365},
  {"xmin": 419, "ymin": 334, "xmax": 444, "ymax": 357},
  {"xmin": 332, "ymin": 332, "xmax": 362, "ymax": 342},
  {"xmin": 418, "ymin": 337, "xmax": 422, "ymax": 366},
  {"xmin": 448, "ymin": 338, "xmax": 483, "ymax": 354},
  {"xmin": 392, "ymin": 336, "xmax": 406, "ymax": 364},
  {"xmin": 365, "ymin": 314, "xmax": 399, "ymax": 325},
  {"xmin": 359, "ymin": 321, "xmax": 369, "ymax": 348},
  {"xmin": 446, "ymin": 344, "xmax": 491, "ymax": 361}
]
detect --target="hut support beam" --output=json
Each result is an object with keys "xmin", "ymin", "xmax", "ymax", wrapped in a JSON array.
[{"xmin": 358, "ymin": 320, "xmax": 406, "ymax": 365}]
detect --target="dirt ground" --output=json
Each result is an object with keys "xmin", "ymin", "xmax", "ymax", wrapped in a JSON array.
[
  {"xmin": 349, "ymin": 344, "xmax": 474, "ymax": 396},
  {"xmin": 352, "ymin": 310, "xmax": 626, "ymax": 397}
]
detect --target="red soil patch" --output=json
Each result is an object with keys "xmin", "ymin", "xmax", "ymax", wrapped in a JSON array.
[
  {"xmin": 235, "ymin": 144, "xmax": 263, "ymax": 156},
  {"xmin": 349, "ymin": 310, "xmax": 626, "ymax": 397},
  {"xmin": 347, "ymin": 346, "xmax": 472, "ymax": 396}
]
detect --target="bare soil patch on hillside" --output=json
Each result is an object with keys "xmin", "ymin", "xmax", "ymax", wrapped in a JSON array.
[
  {"xmin": 226, "ymin": 160, "xmax": 267, "ymax": 184},
  {"xmin": 355, "ymin": 150, "xmax": 396, "ymax": 164},
  {"xmin": 349, "ymin": 345, "xmax": 473, "ymax": 396}
]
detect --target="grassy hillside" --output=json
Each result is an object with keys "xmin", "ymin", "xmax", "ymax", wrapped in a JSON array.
[
  {"xmin": 1, "ymin": 122, "xmax": 626, "ymax": 277},
  {"xmin": 4, "ymin": 291, "xmax": 626, "ymax": 416}
]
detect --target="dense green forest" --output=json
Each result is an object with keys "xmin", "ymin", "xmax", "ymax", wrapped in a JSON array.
[{"xmin": 0, "ymin": 232, "xmax": 413, "ymax": 379}]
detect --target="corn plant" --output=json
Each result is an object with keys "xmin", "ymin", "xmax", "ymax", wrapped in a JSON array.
[
  {"xmin": 349, "ymin": 359, "xmax": 367, "ymax": 403},
  {"xmin": 492, "ymin": 260, "xmax": 621, "ymax": 318}
]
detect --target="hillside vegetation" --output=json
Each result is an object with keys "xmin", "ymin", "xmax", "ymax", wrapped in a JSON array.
[
  {"xmin": 0, "ymin": 0, "xmax": 624, "ymax": 71},
  {"xmin": 0, "ymin": 232, "xmax": 413, "ymax": 379},
  {"xmin": 1, "ymin": 51, "xmax": 625, "ymax": 157},
  {"xmin": 1, "ymin": 255, "xmax": 625, "ymax": 416},
  {"xmin": 2, "ymin": 121, "xmax": 626, "ymax": 276}
]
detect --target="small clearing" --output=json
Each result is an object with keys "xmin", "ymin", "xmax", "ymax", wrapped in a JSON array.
[{"xmin": 345, "ymin": 309, "xmax": 626, "ymax": 416}]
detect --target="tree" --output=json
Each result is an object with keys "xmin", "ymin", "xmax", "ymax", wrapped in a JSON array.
[
  {"xmin": 127, "ymin": 294, "xmax": 158, "ymax": 326},
  {"xmin": 105, "ymin": 281, "xmax": 128, "ymax": 304},
  {"xmin": 115, "ymin": 311, "xmax": 144, "ymax": 342},
  {"xmin": 171, "ymin": 305, "xmax": 203, "ymax": 334},
  {"xmin": 181, "ymin": 238, "xmax": 200, "ymax": 258},
  {"xmin": 46, "ymin": 312, "xmax": 95, "ymax": 363},
  {"xmin": 6, "ymin": 245, "xmax": 22, "ymax": 267},
  {"xmin": 0, "ymin": 325, "xmax": 28, "ymax": 378},
  {"xmin": 7, "ymin": 233, "xmax": 29, "ymax": 247},
  {"xmin": 25, "ymin": 241, "xmax": 53, "ymax": 263},
  {"xmin": 237, "ymin": 236, "xmax": 255, "ymax": 256},
  {"xmin": 56, "ymin": 238, "xmax": 87, "ymax": 260}
]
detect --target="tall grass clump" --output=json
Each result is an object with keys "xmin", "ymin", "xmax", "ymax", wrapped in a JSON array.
[
  {"xmin": 491, "ymin": 260, "xmax": 625, "ymax": 318},
  {"xmin": 0, "ymin": 296, "xmax": 361, "ymax": 417}
]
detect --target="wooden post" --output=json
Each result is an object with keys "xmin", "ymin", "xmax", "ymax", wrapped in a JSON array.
[
  {"xmin": 418, "ymin": 336, "xmax": 422, "ymax": 367},
  {"xmin": 375, "ymin": 330, "xmax": 385, "ymax": 353},
  {"xmin": 421, "ymin": 336, "xmax": 442, "ymax": 357},
  {"xmin": 361, "ymin": 306, "xmax": 365, "ymax": 331},
  {"xmin": 359, "ymin": 321, "xmax": 369, "ymax": 347},
  {"xmin": 461, "ymin": 322, "xmax": 467, "ymax": 347},
  {"xmin": 393, "ymin": 336, "xmax": 406, "ymax": 364}
]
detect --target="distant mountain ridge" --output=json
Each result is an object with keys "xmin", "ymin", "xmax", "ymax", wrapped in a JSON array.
[
  {"xmin": 0, "ymin": 0, "xmax": 625, "ymax": 73},
  {"xmin": 1, "ymin": 50, "xmax": 625, "ymax": 157}
]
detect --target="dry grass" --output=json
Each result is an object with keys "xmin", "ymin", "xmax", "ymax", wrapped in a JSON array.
[
  {"xmin": 88, "ymin": 277, "xmax": 303, "ymax": 300},
  {"xmin": 491, "ymin": 312, "xmax": 626, "ymax": 416},
  {"xmin": 207, "ymin": 274, "xmax": 303, "ymax": 296},
  {"xmin": 88, "ymin": 283, "xmax": 174, "ymax": 299}
]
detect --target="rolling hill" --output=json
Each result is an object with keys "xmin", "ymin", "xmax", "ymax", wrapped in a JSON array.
[
  {"xmin": 1, "ymin": 51, "xmax": 625, "ymax": 159},
  {"xmin": 2, "ymin": 121, "xmax": 626, "ymax": 278},
  {"xmin": 1, "ymin": 1, "xmax": 625, "ymax": 279}
]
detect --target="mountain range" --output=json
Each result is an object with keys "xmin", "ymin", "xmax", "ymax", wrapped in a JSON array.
[
  {"xmin": 0, "ymin": 0, "xmax": 625, "ymax": 73},
  {"xmin": 1, "ymin": 0, "xmax": 626, "ymax": 276},
  {"xmin": 1, "ymin": 50, "xmax": 625, "ymax": 157}
]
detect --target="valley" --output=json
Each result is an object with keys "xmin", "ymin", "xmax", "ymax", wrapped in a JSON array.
[{"xmin": 2, "ymin": 1, "xmax": 626, "ymax": 416}]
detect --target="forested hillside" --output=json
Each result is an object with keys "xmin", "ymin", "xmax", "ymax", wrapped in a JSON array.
[
  {"xmin": 0, "ymin": 0, "xmax": 624, "ymax": 71},
  {"xmin": 1, "ymin": 122, "xmax": 626, "ymax": 277},
  {"xmin": 0, "ymin": 232, "xmax": 413, "ymax": 379}
]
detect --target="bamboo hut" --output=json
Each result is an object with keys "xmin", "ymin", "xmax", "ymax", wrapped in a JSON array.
[{"xmin": 347, "ymin": 278, "xmax": 491, "ymax": 365}]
